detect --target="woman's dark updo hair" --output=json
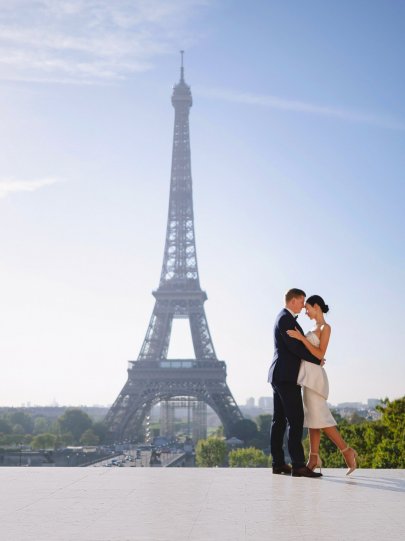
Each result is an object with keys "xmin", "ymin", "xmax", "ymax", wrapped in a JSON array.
[{"xmin": 306, "ymin": 295, "xmax": 329, "ymax": 314}]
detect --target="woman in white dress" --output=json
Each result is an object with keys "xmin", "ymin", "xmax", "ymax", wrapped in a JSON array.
[{"xmin": 287, "ymin": 295, "xmax": 358, "ymax": 475}]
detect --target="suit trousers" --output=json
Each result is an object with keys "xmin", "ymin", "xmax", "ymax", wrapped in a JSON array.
[{"xmin": 270, "ymin": 382, "xmax": 305, "ymax": 468}]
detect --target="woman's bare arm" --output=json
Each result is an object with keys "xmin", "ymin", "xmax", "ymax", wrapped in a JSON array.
[{"xmin": 286, "ymin": 325, "xmax": 331, "ymax": 360}]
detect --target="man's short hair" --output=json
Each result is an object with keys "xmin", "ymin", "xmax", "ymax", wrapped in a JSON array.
[{"xmin": 285, "ymin": 288, "xmax": 306, "ymax": 303}]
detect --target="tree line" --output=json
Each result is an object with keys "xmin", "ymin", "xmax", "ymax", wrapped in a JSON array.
[
  {"xmin": 196, "ymin": 396, "xmax": 404, "ymax": 468},
  {"xmin": 0, "ymin": 408, "xmax": 107, "ymax": 450},
  {"xmin": 1, "ymin": 396, "xmax": 402, "ymax": 467}
]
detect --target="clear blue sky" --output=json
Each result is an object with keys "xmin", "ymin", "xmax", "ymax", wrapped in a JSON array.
[{"xmin": 0, "ymin": 1, "xmax": 404, "ymax": 407}]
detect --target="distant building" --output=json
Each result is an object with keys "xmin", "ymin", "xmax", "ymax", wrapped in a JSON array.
[
  {"xmin": 367, "ymin": 398, "xmax": 382, "ymax": 408},
  {"xmin": 246, "ymin": 397, "xmax": 255, "ymax": 408},
  {"xmin": 239, "ymin": 405, "xmax": 263, "ymax": 419},
  {"xmin": 333, "ymin": 400, "xmax": 384, "ymax": 422},
  {"xmin": 258, "ymin": 396, "xmax": 273, "ymax": 413},
  {"xmin": 337, "ymin": 402, "xmax": 364, "ymax": 410}
]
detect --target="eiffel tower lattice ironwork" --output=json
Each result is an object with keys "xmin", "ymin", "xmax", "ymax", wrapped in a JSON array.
[{"xmin": 105, "ymin": 54, "xmax": 243, "ymax": 442}]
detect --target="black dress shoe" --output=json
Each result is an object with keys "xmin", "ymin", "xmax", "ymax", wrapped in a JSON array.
[
  {"xmin": 272, "ymin": 464, "xmax": 292, "ymax": 475},
  {"xmin": 292, "ymin": 466, "xmax": 322, "ymax": 478}
]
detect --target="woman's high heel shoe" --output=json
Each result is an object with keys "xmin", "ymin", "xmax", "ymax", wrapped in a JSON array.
[
  {"xmin": 307, "ymin": 453, "xmax": 322, "ymax": 473},
  {"xmin": 340, "ymin": 446, "xmax": 358, "ymax": 475}
]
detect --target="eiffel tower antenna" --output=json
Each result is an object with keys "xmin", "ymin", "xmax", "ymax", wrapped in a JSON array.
[
  {"xmin": 105, "ymin": 56, "xmax": 243, "ymax": 442},
  {"xmin": 180, "ymin": 49, "xmax": 184, "ymax": 80}
]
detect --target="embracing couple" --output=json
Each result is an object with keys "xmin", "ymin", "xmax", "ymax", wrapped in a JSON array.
[{"xmin": 268, "ymin": 288, "xmax": 358, "ymax": 478}]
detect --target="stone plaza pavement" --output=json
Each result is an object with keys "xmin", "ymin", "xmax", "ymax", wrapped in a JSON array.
[{"xmin": 0, "ymin": 468, "xmax": 404, "ymax": 541}]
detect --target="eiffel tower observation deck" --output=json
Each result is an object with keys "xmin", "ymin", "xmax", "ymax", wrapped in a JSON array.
[{"xmin": 105, "ymin": 54, "xmax": 243, "ymax": 442}]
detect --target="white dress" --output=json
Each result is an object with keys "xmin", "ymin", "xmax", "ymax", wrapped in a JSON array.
[{"xmin": 297, "ymin": 331, "xmax": 337, "ymax": 429}]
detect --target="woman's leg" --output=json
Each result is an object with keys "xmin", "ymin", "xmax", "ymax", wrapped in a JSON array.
[
  {"xmin": 323, "ymin": 426, "xmax": 357, "ymax": 470},
  {"xmin": 302, "ymin": 387, "xmax": 322, "ymax": 469},
  {"xmin": 307, "ymin": 428, "xmax": 321, "ymax": 469},
  {"xmin": 322, "ymin": 426, "xmax": 347, "ymax": 450}
]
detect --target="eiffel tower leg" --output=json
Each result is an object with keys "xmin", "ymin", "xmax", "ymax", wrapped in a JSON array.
[
  {"xmin": 204, "ymin": 383, "xmax": 244, "ymax": 438},
  {"xmin": 189, "ymin": 310, "xmax": 217, "ymax": 359},
  {"xmin": 105, "ymin": 380, "xmax": 154, "ymax": 442},
  {"xmin": 138, "ymin": 305, "xmax": 173, "ymax": 361}
]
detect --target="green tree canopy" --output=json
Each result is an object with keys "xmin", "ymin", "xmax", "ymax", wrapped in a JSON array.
[
  {"xmin": 80, "ymin": 429, "xmax": 100, "ymax": 446},
  {"xmin": 316, "ymin": 396, "xmax": 405, "ymax": 469},
  {"xmin": 230, "ymin": 419, "xmax": 258, "ymax": 442},
  {"xmin": 0, "ymin": 434, "xmax": 32, "ymax": 446},
  {"xmin": 12, "ymin": 424, "xmax": 26, "ymax": 435},
  {"xmin": 92, "ymin": 421, "xmax": 108, "ymax": 444},
  {"xmin": 59, "ymin": 432, "xmax": 75, "ymax": 446},
  {"xmin": 373, "ymin": 396, "xmax": 405, "ymax": 468},
  {"xmin": 57, "ymin": 409, "xmax": 93, "ymax": 443},
  {"xmin": 229, "ymin": 447, "xmax": 269, "ymax": 468},
  {"xmin": 31, "ymin": 433, "xmax": 58, "ymax": 450},
  {"xmin": 6, "ymin": 410, "xmax": 34, "ymax": 433},
  {"xmin": 256, "ymin": 414, "xmax": 272, "ymax": 437},
  {"xmin": 195, "ymin": 438, "xmax": 227, "ymax": 467},
  {"xmin": 0, "ymin": 418, "xmax": 12, "ymax": 434},
  {"xmin": 33, "ymin": 417, "xmax": 51, "ymax": 435}
]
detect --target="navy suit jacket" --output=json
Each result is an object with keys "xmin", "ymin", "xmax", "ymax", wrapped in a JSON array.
[{"xmin": 268, "ymin": 308, "xmax": 321, "ymax": 384}]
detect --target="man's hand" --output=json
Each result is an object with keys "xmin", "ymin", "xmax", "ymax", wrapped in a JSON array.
[{"xmin": 320, "ymin": 358, "xmax": 326, "ymax": 367}]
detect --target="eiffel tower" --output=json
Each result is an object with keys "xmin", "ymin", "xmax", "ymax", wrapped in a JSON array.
[{"xmin": 105, "ymin": 53, "xmax": 243, "ymax": 442}]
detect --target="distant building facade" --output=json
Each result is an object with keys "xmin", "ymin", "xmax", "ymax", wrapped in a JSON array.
[{"xmin": 258, "ymin": 396, "xmax": 273, "ymax": 413}]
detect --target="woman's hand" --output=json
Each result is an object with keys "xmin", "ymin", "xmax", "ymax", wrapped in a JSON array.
[{"xmin": 286, "ymin": 327, "xmax": 303, "ymax": 341}]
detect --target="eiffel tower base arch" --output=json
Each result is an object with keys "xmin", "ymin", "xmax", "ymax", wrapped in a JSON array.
[{"xmin": 105, "ymin": 360, "xmax": 243, "ymax": 442}]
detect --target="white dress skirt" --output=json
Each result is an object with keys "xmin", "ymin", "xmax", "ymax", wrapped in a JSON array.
[{"xmin": 297, "ymin": 331, "xmax": 337, "ymax": 429}]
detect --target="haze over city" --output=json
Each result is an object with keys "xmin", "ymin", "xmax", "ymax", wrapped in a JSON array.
[{"xmin": 0, "ymin": 1, "xmax": 404, "ymax": 409}]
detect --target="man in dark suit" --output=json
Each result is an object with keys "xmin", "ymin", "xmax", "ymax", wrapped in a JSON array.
[{"xmin": 268, "ymin": 288, "xmax": 323, "ymax": 478}]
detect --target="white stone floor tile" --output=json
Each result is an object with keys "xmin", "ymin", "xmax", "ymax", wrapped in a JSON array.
[{"xmin": 0, "ymin": 468, "xmax": 404, "ymax": 540}]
